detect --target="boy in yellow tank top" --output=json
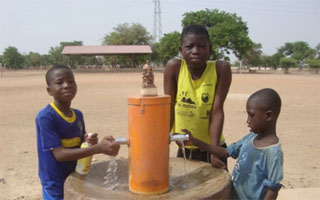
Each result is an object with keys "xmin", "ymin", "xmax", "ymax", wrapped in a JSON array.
[{"xmin": 164, "ymin": 24, "xmax": 232, "ymax": 169}]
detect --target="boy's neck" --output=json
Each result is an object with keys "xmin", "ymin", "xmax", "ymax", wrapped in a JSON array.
[
  {"xmin": 254, "ymin": 129, "xmax": 279, "ymax": 148},
  {"xmin": 187, "ymin": 65, "xmax": 206, "ymax": 80},
  {"xmin": 53, "ymin": 100, "xmax": 72, "ymax": 117}
]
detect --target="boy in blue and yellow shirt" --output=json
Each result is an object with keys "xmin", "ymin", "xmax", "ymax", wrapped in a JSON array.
[{"xmin": 36, "ymin": 65, "xmax": 120, "ymax": 199}]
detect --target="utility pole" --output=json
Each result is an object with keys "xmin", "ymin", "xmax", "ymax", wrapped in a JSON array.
[{"xmin": 153, "ymin": 0, "xmax": 162, "ymax": 43}]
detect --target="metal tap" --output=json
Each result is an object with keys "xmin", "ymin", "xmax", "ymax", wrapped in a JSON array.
[{"xmin": 170, "ymin": 134, "xmax": 189, "ymax": 142}]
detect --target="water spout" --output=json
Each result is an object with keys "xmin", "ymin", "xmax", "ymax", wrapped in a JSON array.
[
  {"xmin": 170, "ymin": 134, "xmax": 189, "ymax": 143},
  {"xmin": 115, "ymin": 137, "xmax": 128, "ymax": 145}
]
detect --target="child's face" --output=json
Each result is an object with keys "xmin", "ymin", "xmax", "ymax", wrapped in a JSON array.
[
  {"xmin": 246, "ymin": 99, "xmax": 267, "ymax": 134},
  {"xmin": 179, "ymin": 33, "xmax": 210, "ymax": 70},
  {"xmin": 47, "ymin": 68, "xmax": 77, "ymax": 103}
]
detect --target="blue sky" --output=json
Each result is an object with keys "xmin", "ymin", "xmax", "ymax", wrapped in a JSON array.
[{"xmin": 1, "ymin": 0, "xmax": 319, "ymax": 60}]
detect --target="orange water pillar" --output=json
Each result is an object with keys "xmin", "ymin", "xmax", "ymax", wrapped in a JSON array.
[{"xmin": 127, "ymin": 95, "xmax": 171, "ymax": 195}]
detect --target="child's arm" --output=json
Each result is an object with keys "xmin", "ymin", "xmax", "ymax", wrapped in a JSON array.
[
  {"xmin": 52, "ymin": 136, "xmax": 120, "ymax": 162},
  {"xmin": 182, "ymin": 129, "xmax": 229, "ymax": 159},
  {"xmin": 264, "ymin": 188, "xmax": 278, "ymax": 200}
]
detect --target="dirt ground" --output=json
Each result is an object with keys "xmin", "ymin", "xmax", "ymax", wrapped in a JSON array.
[{"xmin": 0, "ymin": 69, "xmax": 319, "ymax": 199}]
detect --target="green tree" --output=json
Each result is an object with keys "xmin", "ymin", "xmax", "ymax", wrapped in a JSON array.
[
  {"xmin": 307, "ymin": 59, "xmax": 320, "ymax": 73},
  {"xmin": 157, "ymin": 31, "xmax": 181, "ymax": 65},
  {"xmin": 82, "ymin": 56, "xmax": 99, "ymax": 67},
  {"xmin": 150, "ymin": 42, "xmax": 161, "ymax": 66},
  {"xmin": 280, "ymin": 57, "xmax": 297, "ymax": 74},
  {"xmin": 103, "ymin": 23, "xmax": 152, "ymax": 45},
  {"xmin": 102, "ymin": 23, "xmax": 152, "ymax": 68},
  {"xmin": 41, "ymin": 54, "xmax": 51, "ymax": 68},
  {"xmin": 243, "ymin": 43, "xmax": 263, "ymax": 68},
  {"xmin": 25, "ymin": 52, "xmax": 43, "ymax": 68},
  {"xmin": 2, "ymin": 46, "xmax": 25, "ymax": 69},
  {"xmin": 49, "ymin": 41, "xmax": 83, "ymax": 67},
  {"xmin": 261, "ymin": 53, "xmax": 283, "ymax": 70},
  {"xmin": 181, "ymin": 9, "xmax": 253, "ymax": 60},
  {"xmin": 315, "ymin": 43, "xmax": 320, "ymax": 59},
  {"xmin": 278, "ymin": 41, "xmax": 316, "ymax": 68},
  {"xmin": 48, "ymin": 46, "xmax": 64, "ymax": 65}
]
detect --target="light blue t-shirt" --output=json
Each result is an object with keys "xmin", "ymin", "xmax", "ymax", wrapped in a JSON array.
[{"xmin": 227, "ymin": 132, "xmax": 283, "ymax": 200}]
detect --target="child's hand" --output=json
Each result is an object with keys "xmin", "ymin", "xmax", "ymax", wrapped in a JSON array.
[
  {"xmin": 181, "ymin": 129, "xmax": 194, "ymax": 146},
  {"xmin": 210, "ymin": 154, "xmax": 227, "ymax": 169},
  {"xmin": 98, "ymin": 136, "xmax": 120, "ymax": 156},
  {"xmin": 85, "ymin": 133, "xmax": 98, "ymax": 145}
]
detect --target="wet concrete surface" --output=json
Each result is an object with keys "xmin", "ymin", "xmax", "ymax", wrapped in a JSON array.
[{"xmin": 65, "ymin": 158, "xmax": 231, "ymax": 200}]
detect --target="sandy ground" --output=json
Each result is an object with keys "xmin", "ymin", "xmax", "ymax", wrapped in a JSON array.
[{"xmin": 0, "ymin": 69, "xmax": 319, "ymax": 199}]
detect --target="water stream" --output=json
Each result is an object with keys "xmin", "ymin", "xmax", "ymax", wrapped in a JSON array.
[
  {"xmin": 103, "ymin": 156, "xmax": 119, "ymax": 190},
  {"xmin": 104, "ymin": 138, "xmax": 189, "ymax": 191},
  {"xmin": 169, "ymin": 139, "xmax": 189, "ymax": 190}
]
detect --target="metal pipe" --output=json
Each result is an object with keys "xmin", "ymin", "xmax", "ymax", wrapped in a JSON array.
[
  {"xmin": 170, "ymin": 134, "xmax": 189, "ymax": 142},
  {"xmin": 114, "ymin": 137, "xmax": 127, "ymax": 145}
]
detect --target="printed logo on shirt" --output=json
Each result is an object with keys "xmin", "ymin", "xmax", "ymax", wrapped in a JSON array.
[
  {"xmin": 238, "ymin": 152, "xmax": 248, "ymax": 165},
  {"xmin": 199, "ymin": 109, "xmax": 211, "ymax": 119},
  {"xmin": 177, "ymin": 110, "xmax": 195, "ymax": 118},
  {"xmin": 201, "ymin": 93, "xmax": 209, "ymax": 103},
  {"xmin": 179, "ymin": 91, "xmax": 195, "ymax": 105},
  {"xmin": 232, "ymin": 163, "xmax": 240, "ymax": 185}
]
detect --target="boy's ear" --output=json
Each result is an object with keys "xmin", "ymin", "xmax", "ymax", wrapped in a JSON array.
[
  {"xmin": 265, "ymin": 110, "xmax": 273, "ymax": 121},
  {"xmin": 47, "ymin": 86, "xmax": 53, "ymax": 96}
]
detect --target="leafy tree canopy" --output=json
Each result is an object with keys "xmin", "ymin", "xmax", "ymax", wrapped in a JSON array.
[
  {"xmin": 280, "ymin": 57, "xmax": 297, "ymax": 73},
  {"xmin": 2, "ymin": 46, "xmax": 24, "ymax": 69},
  {"xmin": 307, "ymin": 59, "xmax": 320, "ymax": 73},
  {"xmin": 25, "ymin": 52, "xmax": 42, "ymax": 67},
  {"xmin": 103, "ymin": 23, "xmax": 152, "ymax": 45},
  {"xmin": 181, "ymin": 8, "xmax": 253, "ymax": 60},
  {"xmin": 157, "ymin": 31, "xmax": 181, "ymax": 65},
  {"xmin": 278, "ymin": 41, "xmax": 316, "ymax": 63},
  {"xmin": 315, "ymin": 43, "xmax": 320, "ymax": 59},
  {"xmin": 261, "ymin": 52, "xmax": 282, "ymax": 70},
  {"xmin": 48, "ymin": 41, "xmax": 83, "ymax": 67},
  {"xmin": 102, "ymin": 23, "xmax": 152, "ymax": 67},
  {"xmin": 243, "ymin": 43, "xmax": 263, "ymax": 67}
]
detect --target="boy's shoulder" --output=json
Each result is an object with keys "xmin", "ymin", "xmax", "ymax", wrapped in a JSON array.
[
  {"xmin": 36, "ymin": 104, "xmax": 54, "ymax": 118},
  {"xmin": 36, "ymin": 104, "xmax": 83, "ymax": 120},
  {"xmin": 166, "ymin": 57, "xmax": 182, "ymax": 69},
  {"xmin": 72, "ymin": 108, "xmax": 83, "ymax": 116},
  {"xmin": 266, "ymin": 141, "xmax": 283, "ymax": 157},
  {"xmin": 242, "ymin": 132, "xmax": 256, "ymax": 141}
]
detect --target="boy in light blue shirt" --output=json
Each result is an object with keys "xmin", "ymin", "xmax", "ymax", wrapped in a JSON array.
[{"xmin": 183, "ymin": 88, "xmax": 283, "ymax": 199}]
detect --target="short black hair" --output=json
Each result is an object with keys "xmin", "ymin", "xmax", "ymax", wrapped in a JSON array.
[
  {"xmin": 249, "ymin": 88, "xmax": 282, "ymax": 117},
  {"xmin": 181, "ymin": 24, "xmax": 210, "ymax": 44},
  {"xmin": 45, "ymin": 65, "xmax": 72, "ymax": 85}
]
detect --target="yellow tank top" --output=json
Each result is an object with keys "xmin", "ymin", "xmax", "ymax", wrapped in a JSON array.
[{"xmin": 173, "ymin": 59, "xmax": 224, "ymax": 148}]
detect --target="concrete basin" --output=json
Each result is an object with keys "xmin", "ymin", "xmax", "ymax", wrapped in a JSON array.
[{"xmin": 65, "ymin": 158, "xmax": 231, "ymax": 200}]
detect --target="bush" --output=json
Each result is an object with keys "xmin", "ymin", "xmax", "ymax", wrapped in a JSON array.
[
  {"xmin": 280, "ymin": 57, "xmax": 297, "ymax": 74},
  {"xmin": 307, "ymin": 59, "xmax": 320, "ymax": 74}
]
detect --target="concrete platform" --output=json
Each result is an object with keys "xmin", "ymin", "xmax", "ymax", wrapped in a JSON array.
[{"xmin": 64, "ymin": 158, "xmax": 232, "ymax": 200}]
